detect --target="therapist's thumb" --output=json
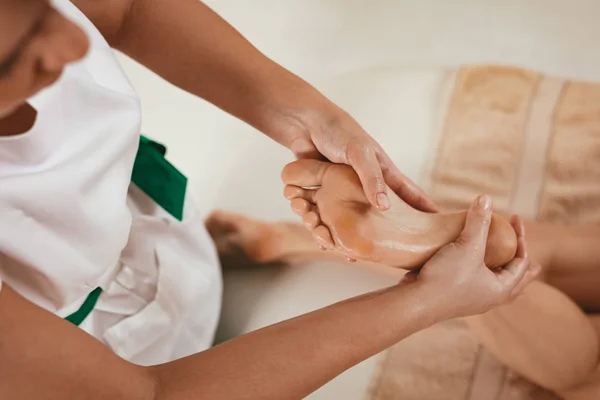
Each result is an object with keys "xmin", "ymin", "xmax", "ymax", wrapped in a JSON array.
[{"xmin": 455, "ymin": 195, "xmax": 493, "ymax": 255}]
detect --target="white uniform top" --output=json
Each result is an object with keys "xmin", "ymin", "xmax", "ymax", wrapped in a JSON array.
[{"xmin": 0, "ymin": 0, "xmax": 222, "ymax": 366}]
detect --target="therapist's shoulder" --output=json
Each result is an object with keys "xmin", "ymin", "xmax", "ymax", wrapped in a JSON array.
[{"xmin": 71, "ymin": 0, "xmax": 134, "ymax": 44}]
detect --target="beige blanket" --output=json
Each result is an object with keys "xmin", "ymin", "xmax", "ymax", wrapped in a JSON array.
[{"xmin": 368, "ymin": 66, "xmax": 600, "ymax": 400}]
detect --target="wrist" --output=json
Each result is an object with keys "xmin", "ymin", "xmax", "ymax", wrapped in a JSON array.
[
  {"xmin": 389, "ymin": 280, "xmax": 448, "ymax": 332},
  {"xmin": 253, "ymin": 72, "xmax": 341, "ymax": 148},
  {"xmin": 406, "ymin": 278, "xmax": 470, "ymax": 323}
]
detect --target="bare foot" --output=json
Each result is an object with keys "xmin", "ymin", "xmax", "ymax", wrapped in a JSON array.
[
  {"xmin": 205, "ymin": 210, "xmax": 318, "ymax": 267},
  {"xmin": 281, "ymin": 159, "xmax": 517, "ymax": 269}
]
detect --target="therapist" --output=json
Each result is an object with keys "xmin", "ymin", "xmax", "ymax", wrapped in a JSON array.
[{"xmin": 0, "ymin": 1, "xmax": 533, "ymax": 399}]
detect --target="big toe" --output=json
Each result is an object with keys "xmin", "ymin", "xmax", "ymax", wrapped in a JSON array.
[
  {"xmin": 281, "ymin": 159, "xmax": 331, "ymax": 187},
  {"xmin": 284, "ymin": 185, "xmax": 317, "ymax": 203}
]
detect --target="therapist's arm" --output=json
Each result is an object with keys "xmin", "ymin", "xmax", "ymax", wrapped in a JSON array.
[
  {"xmin": 0, "ymin": 281, "xmax": 436, "ymax": 400},
  {"xmin": 0, "ymin": 198, "xmax": 534, "ymax": 400},
  {"xmin": 72, "ymin": 0, "xmax": 438, "ymax": 213}
]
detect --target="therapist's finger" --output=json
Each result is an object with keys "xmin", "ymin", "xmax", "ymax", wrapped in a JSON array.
[
  {"xmin": 346, "ymin": 143, "xmax": 389, "ymax": 211},
  {"xmin": 509, "ymin": 215, "xmax": 527, "ymax": 259},
  {"xmin": 509, "ymin": 262, "xmax": 541, "ymax": 298},
  {"xmin": 379, "ymin": 151, "xmax": 439, "ymax": 213},
  {"xmin": 454, "ymin": 195, "xmax": 493, "ymax": 259},
  {"xmin": 496, "ymin": 257, "xmax": 531, "ymax": 295}
]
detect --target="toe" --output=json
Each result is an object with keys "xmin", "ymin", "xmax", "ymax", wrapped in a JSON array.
[
  {"xmin": 290, "ymin": 198, "xmax": 312, "ymax": 216},
  {"xmin": 313, "ymin": 225, "xmax": 335, "ymax": 248},
  {"xmin": 302, "ymin": 211, "xmax": 321, "ymax": 229},
  {"xmin": 281, "ymin": 159, "xmax": 331, "ymax": 187},
  {"xmin": 284, "ymin": 185, "xmax": 317, "ymax": 203}
]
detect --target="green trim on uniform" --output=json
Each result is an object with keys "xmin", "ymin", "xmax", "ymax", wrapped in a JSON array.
[
  {"xmin": 131, "ymin": 135, "xmax": 187, "ymax": 222},
  {"xmin": 65, "ymin": 287, "xmax": 103, "ymax": 326},
  {"xmin": 66, "ymin": 135, "xmax": 188, "ymax": 326}
]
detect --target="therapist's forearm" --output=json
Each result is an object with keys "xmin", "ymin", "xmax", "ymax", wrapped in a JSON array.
[
  {"xmin": 0, "ymin": 280, "xmax": 440, "ymax": 400},
  {"xmin": 152, "ymin": 283, "xmax": 438, "ymax": 400},
  {"xmin": 113, "ymin": 0, "xmax": 330, "ymax": 147}
]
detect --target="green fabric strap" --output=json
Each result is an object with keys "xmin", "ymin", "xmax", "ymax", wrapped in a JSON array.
[{"xmin": 66, "ymin": 135, "xmax": 187, "ymax": 326}]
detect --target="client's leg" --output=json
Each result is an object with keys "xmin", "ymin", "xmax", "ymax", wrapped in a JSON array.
[
  {"xmin": 526, "ymin": 222, "xmax": 600, "ymax": 312},
  {"xmin": 205, "ymin": 210, "xmax": 351, "ymax": 267},
  {"xmin": 465, "ymin": 283, "xmax": 599, "ymax": 395},
  {"xmin": 206, "ymin": 210, "xmax": 405, "ymax": 278},
  {"xmin": 559, "ymin": 315, "xmax": 600, "ymax": 400},
  {"xmin": 465, "ymin": 221, "xmax": 600, "ymax": 395}
]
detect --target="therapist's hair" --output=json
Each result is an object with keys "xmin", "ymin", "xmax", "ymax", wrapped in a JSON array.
[{"xmin": 0, "ymin": 0, "xmax": 89, "ymax": 116}]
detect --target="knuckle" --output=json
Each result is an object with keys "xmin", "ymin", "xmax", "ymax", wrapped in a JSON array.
[
  {"xmin": 454, "ymin": 235, "xmax": 469, "ymax": 247},
  {"xmin": 371, "ymin": 174, "xmax": 386, "ymax": 189},
  {"xmin": 469, "ymin": 244, "xmax": 483, "ymax": 254},
  {"xmin": 438, "ymin": 242, "xmax": 459, "ymax": 254},
  {"xmin": 347, "ymin": 140, "xmax": 371, "ymax": 159},
  {"xmin": 346, "ymin": 138, "xmax": 363, "ymax": 152},
  {"xmin": 343, "ymin": 141, "xmax": 357, "ymax": 164}
]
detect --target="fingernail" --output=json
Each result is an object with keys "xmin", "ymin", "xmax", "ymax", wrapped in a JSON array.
[
  {"xmin": 377, "ymin": 193, "xmax": 390, "ymax": 210},
  {"xmin": 319, "ymin": 245, "xmax": 327, "ymax": 251},
  {"xmin": 477, "ymin": 195, "xmax": 492, "ymax": 211}
]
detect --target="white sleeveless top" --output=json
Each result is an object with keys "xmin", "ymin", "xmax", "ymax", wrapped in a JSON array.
[{"xmin": 0, "ymin": 0, "xmax": 222, "ymax": 365}]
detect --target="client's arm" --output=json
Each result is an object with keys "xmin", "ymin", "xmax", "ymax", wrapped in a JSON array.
[{"xmin": 0, "ymin": 197, "xmax": 532, "ymax": 400}]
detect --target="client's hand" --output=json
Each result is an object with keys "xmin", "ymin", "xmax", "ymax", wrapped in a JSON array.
[{"xmin": 407, "ymin": 195, "xmax": 541, "ymax": 320}]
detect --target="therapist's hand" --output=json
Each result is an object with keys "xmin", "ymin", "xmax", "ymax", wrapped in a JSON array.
[
  {"xmin": 405, "ymin": 195, "xmax": 540, "ymax": 320},
  {"xmin": 285, "ymin": 107, "xmax": 438, "ymax": 213}
]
